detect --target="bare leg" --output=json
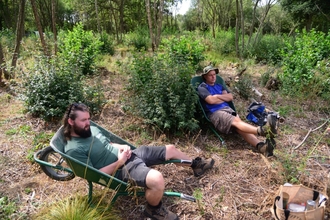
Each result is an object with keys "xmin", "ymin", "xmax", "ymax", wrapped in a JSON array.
[
  {"xmin": 236, "ymin": 129, "xmax": 260, "ymax": 147},
  {"xmin": 231, "ymin": 117, "xmax": 258, "ymax": 135},
  {"xmin": 165, "ymin": 144, "xmax": 190, "ymax": 160},
  {"xmin": 145, "ymin": 169, "xmax": 165, "ymax": 206},
  {"xmin": 165, "ymin": 144, "xmax": 192, "ymax": 167}
]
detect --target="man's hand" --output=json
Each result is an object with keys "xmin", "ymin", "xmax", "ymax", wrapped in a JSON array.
[{"xmin": 117, "ymin": 146, "xmax": 132, "ymax": 166}]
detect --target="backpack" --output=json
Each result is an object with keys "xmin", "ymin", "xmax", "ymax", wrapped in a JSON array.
[{"xmin": 246, "ymin": 102, "xmax": 268, "ymax": 126}]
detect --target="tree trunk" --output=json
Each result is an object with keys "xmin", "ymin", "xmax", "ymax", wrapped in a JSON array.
[
  {"xmin": 11, "ymin": 0, "xmax": 26, "ymax": 77},
  {"xmin": 95, "ymin": 0, "xmax": 100, "ymax": 33},
  {"xmin": 247, "ymin": 0, "xmax": 259, "ymax": 46},
  {"xmin": 0, "ymin": 42, "xmax": 9, "ymax": 82},
  {"xmin": 155, "ymin": 0, "xmax": 164, "ymax": 48},
  {"xmin": 239, "ymin": 0, "xmax": 244, "ymax": 56},
  {"xmin": 305, "ymin": 14, "xmax": 313, "ymax": 32},
  {"xmin": 119, "ymin": 0, "xmax": 125, "ymax": 43},
  {"xmin": 51, "ymin": 0, "xmax": 57, "ymax": 55},
  {"xmin": 108, "ymin": 1, "xmax": 119, "ymax": 42},
  {"xmin": 145, "ymin": 0, "xmax": 156, "ymax": 51},
  {"xmin": 253, "ymin": 0, "xmax": 275, "ymax": 46},
  {"xmin": 30, "ymin": 0, "xmax": 49, "ymax": 57},
  {"xmin": 235, "ymin": 0, "xmax": 239, "ymax": 57}
]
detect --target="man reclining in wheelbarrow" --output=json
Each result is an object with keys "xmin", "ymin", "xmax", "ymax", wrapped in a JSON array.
[
  {"xmin": 198, "ymin": 65, "xmax": 278, "ymax": 157},
  {"xmin": 62, "ymin": 103, "xmax": 214, "ymax": 220}
]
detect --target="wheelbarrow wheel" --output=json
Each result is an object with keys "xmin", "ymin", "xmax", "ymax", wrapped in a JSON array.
[{"xmin": 39, "ymin": 146, "xmax": 75, "ymax": 181}]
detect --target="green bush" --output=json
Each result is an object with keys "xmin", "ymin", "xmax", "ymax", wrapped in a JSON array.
[
  {"xmin": 0, "ymin": 28, "xmax": 15, "ymax": 45},
  {"xmin": 160, "ymin": 34, "xmax": 206, "ymax": 69},
  {"xmin": 125, "ymin": 26, "xmax": 149, "ymax": 51},
  {"xmin": 21, "ymin": 56, "xmax": 105, "ymax": 121},
  {"xmin": 233, "ymin": 74, "xmax": 253, "ymax": 100},
  {"xmin": 209, "ymin": 29, "xmax": 236, "ymax": 56},
  {"xmin": 126, "ymin": 53, "xmax": 199, "ymax": 133},
  {"xmin": 98, "ymin": 31, "xmax": 115, "ymax": 55},
  {"xmin": 57, "ymin": 23, "xmax": 103, "ymax": 75},
  {"xmin": 279, "ymin": 29, "xmax": 330, "ymax": 97},
  {"xmin": 244, "ymin": 34, "xmax": 286, "ymax": 65}
]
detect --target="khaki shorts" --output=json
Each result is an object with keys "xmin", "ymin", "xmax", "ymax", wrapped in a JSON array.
[{"xmin": 209, "ymin": 107, "xmax": 236, "ymax": 134}]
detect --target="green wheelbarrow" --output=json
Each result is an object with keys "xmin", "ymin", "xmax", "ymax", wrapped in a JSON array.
[{"xmin": 34, "ymin": 121, "xmax": 196, "ymax": 204}]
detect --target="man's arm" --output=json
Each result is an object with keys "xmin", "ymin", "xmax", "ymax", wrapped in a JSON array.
[
  {"xmin": 204, "ymin": 92, "xmax": 233, "ymax": 104},
  {"xmin": 99, "ymin": 160, "xmax": 124, "ymax": 175},
  {"xmin": 99, "ymin": 145, "xmax": 131, "ymax": 175},
  {"xmin": 198, "ymin": 84, "xmax": 233, "ymax": 104}
]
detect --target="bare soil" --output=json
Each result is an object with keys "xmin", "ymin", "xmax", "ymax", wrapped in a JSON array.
[{"xmin": 1, "ymin": 64, "xmax": 330, "ymax": 220}]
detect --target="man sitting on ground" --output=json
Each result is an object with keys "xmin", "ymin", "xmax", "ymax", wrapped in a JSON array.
[
  {"xmin": 197, "ymin": 65, "xmax": 278, "ymax": 157},
  {"xmin": 62, "ymin": 103, "xmax": 215, "ymax": 220}
]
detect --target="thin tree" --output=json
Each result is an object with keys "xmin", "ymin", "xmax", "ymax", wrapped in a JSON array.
[
  {"xmin": 235, "ymin": 0, "xmax": 239, "ymax": 57},
  {"xmin": 155, "ymin": 0, "xmax": 164, "ymax": 47},
  {"xmin": 51, "ymin": 0, "xmax": 57, "ymax": 54},
  {"xmin": 119, "ymin": 0, "xmax": 125, "ymax": 43},
  {"xmin": 0, "ymin": 42, "xmax": 9, "ymax": 83},
  {"xmin": 239, "ymin": 0, "xmax": 244, "ymax": 55},
  {"xmin": 95, "ymin": 0, "xmax": 100, "ymax": 33},
  {"xmin": 30, "ymin": 0, "xmax": 49, "ymax": 57},
  {"xmin": 252, "ymin": 0, "xmax": 276, "ymax": 46},
  {"xmin": 145, "ymin": 0, "xmax": 156, "ymax": 51},
  {"xmin": 247, "ymin": 0, "xmax": 260, "ymax": 46},
  {"xmin": 11, "ymin": 0, "xmax": 26, "ymax": 77},
  {"xmin": 202, "ymin": 0, "xmax": 218, "ymax": 38}
]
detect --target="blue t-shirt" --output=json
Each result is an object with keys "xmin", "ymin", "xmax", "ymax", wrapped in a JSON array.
[{"xmin": 198, "ymin": 82, "xmax": 230, "ymax": 114}]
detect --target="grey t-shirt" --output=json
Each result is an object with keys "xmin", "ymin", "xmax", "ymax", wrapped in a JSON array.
[{"xmin": 65, "ymin": 126, "xmax": 119, "ymax": 169}]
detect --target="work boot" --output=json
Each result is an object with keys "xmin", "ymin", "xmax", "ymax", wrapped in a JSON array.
[
  {"xmin": 257, "ymin": 138, "xmax": 276, "ymax": 157},
  {"xmin": 257, "ymin": 114, "xmax": 278, "ymax": 138},
  {"xmin": 192, "ymin": 157, "xmax": 215, "ymax": 177},
  {"xmin": 144, "ymin": 202, "xmax": 178, "ymax": 220}
]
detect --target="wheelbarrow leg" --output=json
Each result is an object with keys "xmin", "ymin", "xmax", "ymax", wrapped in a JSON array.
[{"xmin": 88, "ymin": 181, "xmax": 93, "ymax": 205}]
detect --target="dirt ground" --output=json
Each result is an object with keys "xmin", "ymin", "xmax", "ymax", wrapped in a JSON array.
[{"xmin": 0, "ymin": 64, "xmax": 330, "ymax": 220}]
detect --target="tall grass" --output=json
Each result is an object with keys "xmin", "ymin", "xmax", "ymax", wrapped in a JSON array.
[{"xmin": 34, "ymin": 195, "xmax": 119, "ymax": 220}]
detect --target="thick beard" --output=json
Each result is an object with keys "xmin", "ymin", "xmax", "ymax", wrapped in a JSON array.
[{"xmin": 73, "ymin": 124, "xmax": 92, "ymax": 138}]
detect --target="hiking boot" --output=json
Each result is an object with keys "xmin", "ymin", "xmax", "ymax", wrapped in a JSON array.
[
  {"xmin": 144, "ymin": 203, "xmax": 178, "ymax": 220},
  {"xmin": 192, "ymin": 157, "xmax": 215, "ymax": 177},
  {"xmin": 257, "ymin": 138, "xmax": 276, "ymax": 157},
  {"xmin": 257, "ymin": 114, "xmax": 278, "ymax": 138}
]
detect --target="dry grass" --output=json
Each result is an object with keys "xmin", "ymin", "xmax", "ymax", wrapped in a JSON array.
[{"xmin": 0, "ymin": 64, "xmax": 330, "ymax": 220}]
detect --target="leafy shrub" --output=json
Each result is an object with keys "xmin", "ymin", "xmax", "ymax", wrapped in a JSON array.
[
  {"xmin": 0, "ymin": 196, "xmax": 17, "ymax": 220},
  {"xmin": 279, "ymin": 29, "xmax": 330, "ymax": 97},
  {"xmin": 98, "ymin": 31, "xmax": 115, "ymax": 55},
  {"xmin": 0, "ymin": 28, "xmax": 15, "ymax": 45},
  {"xmin": 160, "ymin": 34, "xmax": 206, "ymax": 69},
  {"xmin": 126, "ymin": 53, "xmax": 199, "ymax": 133},
  {"xmin": 125, "ymin": 26, "xmax": 149, "ymax": 51},
  {"xmin": 244, "ymin": 34, "xmax": 286, "ymax": 65},
  {"xmin": 209, "ymin": 29, "xmax": 236, "ymax": 55},
  {"xmin": 57, "ymin": 23, "xmax": 103, "ymax": 75},
  {"xmin": 233, "ymin": 74, "xmax": 253, "ymax": 100},
  {"xmin": 21, "ymin": 56, "xmax": 105, "ymax": 121}
]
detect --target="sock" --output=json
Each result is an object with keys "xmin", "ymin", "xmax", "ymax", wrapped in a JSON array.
[
  {"xmin": 257, "ymin": 127, "xmax": 261, "ymax": 136},
  {"xmin": 148, "ymin": 201, "xmax": 162, "ymax": 209},
  {"xmin": 256, "ymin": 142, "xmax": 263, "ymax": 149}
]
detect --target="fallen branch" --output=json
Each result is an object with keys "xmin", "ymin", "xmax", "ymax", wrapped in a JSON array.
[{"xmin": 293, "ymin": 120, "xmax": 329, "ymax": 150}]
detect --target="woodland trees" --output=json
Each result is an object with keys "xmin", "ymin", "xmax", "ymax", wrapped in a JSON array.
[{"xmin": 1, "ymin": 0, "xmax": 330, "ymax": 82}]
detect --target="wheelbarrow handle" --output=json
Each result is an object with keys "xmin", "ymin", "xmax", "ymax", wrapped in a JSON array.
[
  {"xmin": 163, "ymin": 192, "xmax": 196, "ymax": 202},
  {"xmin": 181, "ymin": 193, "xmax": 196, "ymax": 202}
]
